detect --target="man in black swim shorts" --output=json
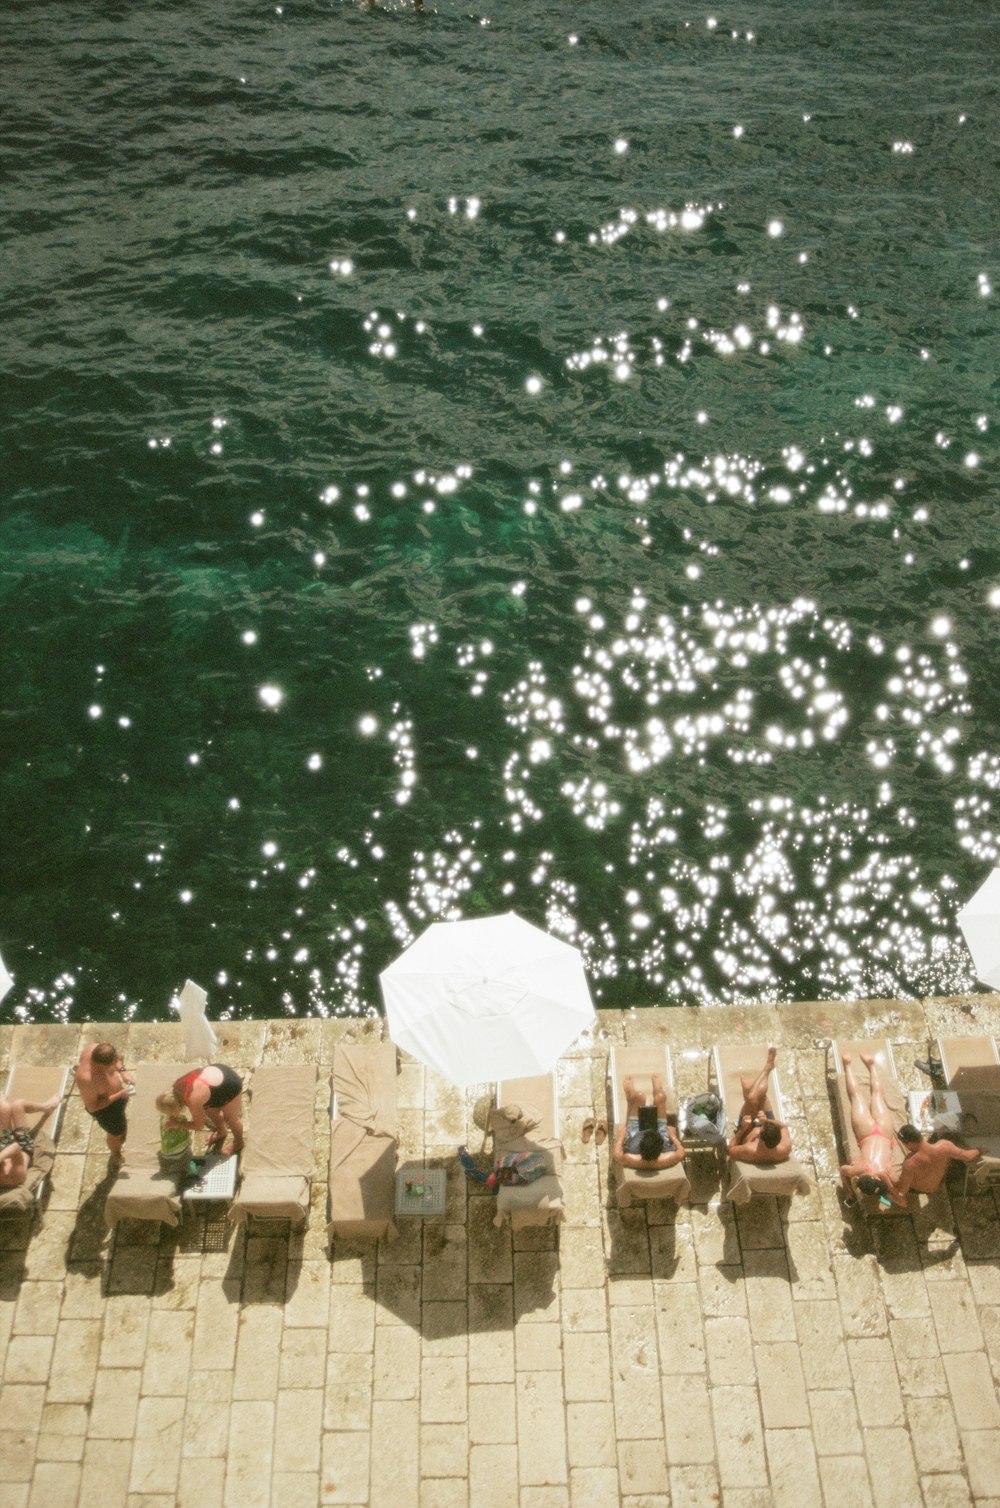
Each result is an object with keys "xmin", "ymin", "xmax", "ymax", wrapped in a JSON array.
[{"xmin": 77, "ymin": 1042, "xmax": 134, "ymax": 1166}]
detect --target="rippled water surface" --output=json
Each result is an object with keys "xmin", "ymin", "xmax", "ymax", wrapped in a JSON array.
[{"xmin": 2, "ymin": 0, "xmax": 999, "ymax": 1021}]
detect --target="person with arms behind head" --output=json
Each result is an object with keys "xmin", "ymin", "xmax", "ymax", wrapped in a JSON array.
[{"xmin": 727, "ymin": 1046, "xmax": 793, "ymax": 1165}]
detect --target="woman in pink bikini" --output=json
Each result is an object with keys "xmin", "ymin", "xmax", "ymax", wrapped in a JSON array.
[
  {"xmin": 172, "ymin": 1065, "xmax": 244, "ymax": 1154},
  {"xmin": 838, "ymin": 1049, "xmax": 905, "ymax": 1208}
]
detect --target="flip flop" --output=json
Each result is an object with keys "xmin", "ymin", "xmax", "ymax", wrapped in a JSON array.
[
  {"xmin": 594, "ymin": 1121, "xmax": 608, "ymax": 1146},
  {"xmin": 581, "ymin": 1118, "xmax": 595, "ymax": 1145}
]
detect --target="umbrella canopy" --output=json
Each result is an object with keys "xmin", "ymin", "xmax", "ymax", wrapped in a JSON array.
[
  {"xmin": 0, "ymin": 951, "xmax": 12, "ymax": 1006},
  {"xmin": 380, "ymin": 912, "xmax": 596, "ymax": 1086},
  {"xmin": 957, "ymin": 868, "xmax": 1000, "ymax": 990},
  {"xmin": 172, "ymin": 978, "xmax": 218, "ymax": 1060}
]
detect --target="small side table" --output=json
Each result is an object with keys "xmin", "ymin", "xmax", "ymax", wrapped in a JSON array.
[
  {"xmin": 907, "ymin": 1090, "xmax": 962, "ymax": 1134},
  {"xmin": 183, "ymin": 1152, "xmax": 239, "ymax": 1205},
  {"xmin": 395, "ymin": 1168, "xmax": 447, "ymax": 1218}
]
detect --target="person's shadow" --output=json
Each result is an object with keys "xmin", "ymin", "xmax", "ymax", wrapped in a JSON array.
[{"xmin": 67, "ymin": 1167, "xmax": 116, "ymax": 1265}]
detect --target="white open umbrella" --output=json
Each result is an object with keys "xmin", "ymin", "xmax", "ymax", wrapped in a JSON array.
[
  {"xmin": 380, "ymin": 912, "xmax": 596, "ymax": 1086},
  {"xmin": 957, "ymin": 868, "xmax": 1000, "ymax": 989},
  {"xmin": 0, "ymin": 951, "xmax": 12, "ymax": 1006},
  {"xmin": 172, "ymin": 978, "xmax": 218, "ymax": 1060}
]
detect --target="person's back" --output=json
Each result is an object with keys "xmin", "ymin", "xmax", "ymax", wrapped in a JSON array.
[{"xmin": 896, "ymin": 1125, "xmax": 980, "ymax": 1196}]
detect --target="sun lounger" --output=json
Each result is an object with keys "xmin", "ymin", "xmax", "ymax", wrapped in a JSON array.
[
  {"xmin": 0, "ymin": 1064, "xmax": 69, "ymax": 1218},
  {"xmin": 829, "ymin": 1040, "xmax": 917, "ymax": 1216},
  {"xmin": 934, "ymin": 1036, "xmax": 1000, "ymax": 1193},
  {"xmin": 105, "ymin": 1063, "xmax": 195, "ymax": 1229},
  {"xmin": 229, "ymin": 1064, "xmax": 317, "ymax": 1227},
  {"xmin": 609, "ymin": 1043, "xmax": 690, "ymax": 1208},
  {"xmin": 489, "ymin": 1073, "xmax": 565, "ymax": 1230},
  {"xmin": 712, "ymin": 1045, "xmax": 812, "ymax": 1205},
  {"xmin": 936, "ymin": 1036, "xmax": 1000, "ymax": 1094},
  {"xmin": 327, "ymin": 1042, "xmax": 399, "ymax": 1243}
]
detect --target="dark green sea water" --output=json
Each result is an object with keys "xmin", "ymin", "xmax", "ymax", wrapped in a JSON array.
[{"xmin": 2, "ymin": 0, "xmax": 998, "ymax": 1023}]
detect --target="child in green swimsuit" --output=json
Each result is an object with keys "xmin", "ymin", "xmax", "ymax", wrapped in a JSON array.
[{"xmin": 155, "ymin": 1088, "xmax": 194, "ymax": 1169}]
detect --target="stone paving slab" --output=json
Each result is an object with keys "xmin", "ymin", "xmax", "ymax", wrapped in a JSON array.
[{"xmin": 0, "ymin": 997, "xmax": 999, "ymax": 1506}]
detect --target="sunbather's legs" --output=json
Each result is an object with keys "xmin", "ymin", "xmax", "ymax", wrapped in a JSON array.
[
  {"xmin": 651, "ymin": 1075, "xmax": 668, "ymax": 1118},
  {"xmin": 860, "ymin": 1052, "xmax": 892, "ymax": 1132},
  {"xmin": 0, "ymin": 1095, "xmax": 60, "ymax": 1130},
  {"xmin": 841, "ymin": 1050, "xmax": 876, "ymax": 1141},
  {"xmin": 215, "ymin": 1094, "xmax": 244, "ymax": 1152},
  {"xmin": 738, "ymin": 1046, "xmax": 777, "ymax": 1121},
  {"xmin": 623, "ymin": 1075, "xmax": 647, "ymax": 1117}
]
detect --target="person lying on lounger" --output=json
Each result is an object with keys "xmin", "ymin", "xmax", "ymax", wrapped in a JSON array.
[
  {"xmin": 0, "ymin": 1091, "xmax": 62, "ymax": 1189},
  {"xmin": 726, "ymin": 1046, "xmax": 793, "ymax": 1165},
  {"xmin": 613, "ymin": 1076, "xmax": 686, "ymax": 1171},
  {"xmin": 894, "ymin": 1123, "xmax": 981, "ymax": 1198},
  {"xmin": 837, "ymin": 1049, "xmax": 907, "ymax": 1208}
]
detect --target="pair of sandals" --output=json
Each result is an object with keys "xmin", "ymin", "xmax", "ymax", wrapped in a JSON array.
[{"xmin": 581, "ymin": 1118, "xmax": 608, "ymax": 1146}]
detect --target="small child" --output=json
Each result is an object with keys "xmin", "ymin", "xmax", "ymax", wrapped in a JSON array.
[{"xmin": 155, "ymin": 1088, "xmax": 194, "ymax": 1170}]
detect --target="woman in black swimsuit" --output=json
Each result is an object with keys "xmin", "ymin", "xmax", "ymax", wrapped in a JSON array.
[{"xmin": 173, "ymin": 1065, "xmax": 244, "ymax": 1153}]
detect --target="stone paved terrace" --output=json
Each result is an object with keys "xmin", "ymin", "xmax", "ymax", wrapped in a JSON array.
[{"xmin": 2, "ymin": 994, "xmax": 1000, "ymax": 1508}]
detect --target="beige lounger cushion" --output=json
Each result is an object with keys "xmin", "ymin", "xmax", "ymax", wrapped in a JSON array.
[
  {"xmin": 714, "ymin": 1045, "xmax": 812, "ymax": 1205},
  {"xmin": 327, "ymin": 1043, "xmax": 399, "ymax": 1242},
  {"xmin": 0, "ymin": 1065, "xmax": 65, "ymax": 1216},
  {"xmin": 490, "ymin": 1077, "xmax": 564, "ymax": 1230},
  {"xmin": 105, "ymin": 1063, "xmax": 195, "ymax": 1228},
  {"xmin": 831, "ymin": 1040, "xmax": 916, "ymax": 1217},
  {"xmin": 936, "ymin": 1037, "xmax": 1000, "ymax": 1187},
  {"xmin": 936, "ymin": 1037, "xmax": 1000, "ymax": 1095},
  {"xmin": 230, "ymin": 1064, "xmax": 316, "ymax": 1226},
  {"xmin": 610, "ymin": 1044, "xmax": 690, "ymax": 1208}
]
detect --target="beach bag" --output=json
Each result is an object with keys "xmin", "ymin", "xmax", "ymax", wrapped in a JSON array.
[
  {"xmin": 489, "ymin": 1150, "xmax": 549, "ymax": 1186},
  {"xmin": 684, "ymin": 1092, "xmax": 727, "ymax": 1146}
]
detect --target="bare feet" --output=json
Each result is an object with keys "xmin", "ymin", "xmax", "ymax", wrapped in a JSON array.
[
  {"xmin": 860, "ymin": 1052, "xmax": 875, "ymax": 1069},
  {"xmin": 41, "ymin": 1095, "xmax": 62, "ymax": 1114},
  {"xmin": 765, "ymin": 1046, "xmax": 777, "ymax": 1070},
  {"xmin": 623, "ymin": 1075, "xmax": 635, "ymax": 1097},
  {"xmin": 841, "ymin": 1049, "xmax": 852, "ymax": 1066}
]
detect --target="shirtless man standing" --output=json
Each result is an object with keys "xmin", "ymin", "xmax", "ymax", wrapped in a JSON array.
[
  {"xmin": 76, "ymin": 1043, "xmax": 134, "ymax": 1166},
  {"xmin": 895, "ymin": 1124, "xmax": 981, "ymax": 1198},
  {"xmin": 727, "ymin": 1046, "xmax": 793, "ymax": 1165},
  {"xmin": 838, "ymin": 1049, "xmax": 905, "ymax": 1208}
]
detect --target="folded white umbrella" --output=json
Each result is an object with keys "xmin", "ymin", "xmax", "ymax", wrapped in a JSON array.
[
  {"xmin": 957, "ymin": 867, "xmax": 1000, "ymax": 990},
  {"xmin": 380, "ymin": 912, "xmax": 596, "ymax": 1087},
  {"xmin": 0, "ymin": 951, "xmax": 12, "ymax": 1006},
  {"xmin": 173, "ymin": 978, "xmax": 218, "ymax": 1060}
]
